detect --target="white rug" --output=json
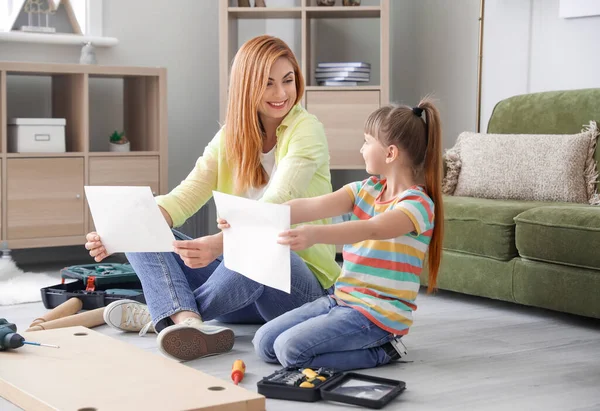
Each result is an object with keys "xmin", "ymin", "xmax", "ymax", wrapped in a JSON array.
[{"xmin": 0, "ymin": 258, "xmax": 59, "ymax": 306}]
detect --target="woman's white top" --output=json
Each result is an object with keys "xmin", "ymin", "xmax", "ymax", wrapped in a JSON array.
[{"xmin": 244, "ymin": 145, "xmax": 277, "ymax": 200}]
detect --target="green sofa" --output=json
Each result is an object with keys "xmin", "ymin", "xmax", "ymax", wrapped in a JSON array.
[{"xmin": 424, "ymin": 88, "xmax": 600, "ymax": 319}]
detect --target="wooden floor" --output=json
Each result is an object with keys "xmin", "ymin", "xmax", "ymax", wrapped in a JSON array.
[{"xmin": 1, "ymin": 286, "xmax": 600, "ymax": 410}]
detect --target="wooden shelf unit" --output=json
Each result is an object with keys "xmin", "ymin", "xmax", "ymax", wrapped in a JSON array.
[
  {"xmin": 219, "ymin": 0, "xmax": 390, "ymax": 170},
  {"xmin": 0, "ymin": 62, "xmax": 168, "ymax": 249}
]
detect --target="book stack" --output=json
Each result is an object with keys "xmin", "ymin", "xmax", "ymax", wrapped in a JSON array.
[{"xmin": 315, "ymin": 62, "xmax": 371, "ymax": 86}]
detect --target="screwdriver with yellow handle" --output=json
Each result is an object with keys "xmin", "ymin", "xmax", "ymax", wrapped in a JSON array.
[
  {"xmin": 231, "ymin": 359, "xmax": 246, "ymax": 385},
  {"xmin": 299, "ymin": 368, "xmax": 327, "ymax": 388}
]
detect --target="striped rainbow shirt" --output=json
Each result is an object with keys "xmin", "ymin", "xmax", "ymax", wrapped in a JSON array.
[{"xmin": 334, "ymin": 176, "xmax": 435, "ymax": 336}]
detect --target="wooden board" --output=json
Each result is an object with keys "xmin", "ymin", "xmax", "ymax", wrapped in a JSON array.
[{"xmin": 0, "ymin": 326, "xmax": 265, "ymax": 411}]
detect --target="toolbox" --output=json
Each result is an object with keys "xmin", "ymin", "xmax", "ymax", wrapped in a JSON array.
[
  {"xmin": 41, "ymin": 263, "xmax": 145, "ymax": 310},
  {"xmin": 257, "ymin": 366, "xmax": 405, "ymax": 409}
]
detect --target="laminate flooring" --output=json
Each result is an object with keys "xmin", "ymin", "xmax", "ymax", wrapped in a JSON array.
[{"xmin": 1, "ymin": 276, "xmax": 599, "ymax": 410}]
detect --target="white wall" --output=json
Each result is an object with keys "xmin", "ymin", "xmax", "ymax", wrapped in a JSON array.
[
  {"xmin": 479, "ymin": 0, "xmax": 532, "ymax": 133},
  {"xmin": 390, "ymin": 0, "xmax": 417, "ymax": 105},
  {"xmin": 414, "ymin": 0, "xmax": 480, "ymax": 149},
  {"xmin": 529, "ymin": 0, "xmax": 600, "ymax": 91},
  {"xmin": 481, "ymin": 0, "xmax": 600, "ymax": 131},
  {"xmin": 390, "ymin": 0, "xmax": 480, "ymax": 149}
]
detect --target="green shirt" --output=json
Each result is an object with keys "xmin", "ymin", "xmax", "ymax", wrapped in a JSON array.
[{"xmin": 156, "ymin": 104, "xmax": 341, "ymax": 289}]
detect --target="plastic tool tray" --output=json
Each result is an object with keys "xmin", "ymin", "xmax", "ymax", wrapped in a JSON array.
[
  {"xmin": 257, "ymin": 366, "xmax": 406, "ymax": 409},
  {"xmin": 41, "ymin": 263, "xmax": 145, "ymax": 310}
]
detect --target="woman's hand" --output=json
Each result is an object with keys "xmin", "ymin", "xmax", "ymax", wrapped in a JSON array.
[
  {"xmin": 173, "ymin": 234, "xmax": 222, "ymax": 268},
  {"xmin": 278, "ymin": 225, "xmax": 317, "ymax": 251},
  {"xmin": 217, "ymin": 218, "xmax": 230, "ymax": 230},
  {"xmin": 85, "ymin": 232, "xmax": 111, "ymax": 262}
]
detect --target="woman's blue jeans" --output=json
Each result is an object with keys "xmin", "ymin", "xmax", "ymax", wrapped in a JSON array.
[{"xmin": 125, "ymin": 230, "xmax": 327, "ymax": 327}]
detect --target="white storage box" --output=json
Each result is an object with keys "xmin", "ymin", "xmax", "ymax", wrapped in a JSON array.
[{"xmin": 8, "ymin": 118, "xmax": 67, "ymax": 153}]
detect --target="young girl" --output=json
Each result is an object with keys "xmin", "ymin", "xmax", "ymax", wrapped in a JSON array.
[{"xmin": 221, "ymin": 98, "xmax": 444, "ymax": 371}]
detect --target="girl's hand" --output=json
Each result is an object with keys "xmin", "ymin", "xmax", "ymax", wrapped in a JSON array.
[
  {"xmin": 278, "ymin": 225, "xmax": 316, "ymax": 251},
  {"xmin": 217, "ymin": 218, "xmax": 230, "ymax": 230},
  {"xmin": 173, "ymin": 234, "xmax": 221, "ymax": 268}
]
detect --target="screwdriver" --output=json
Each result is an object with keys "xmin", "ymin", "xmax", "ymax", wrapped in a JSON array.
[{"xmin": 231, "ymin": 359, "xmax": 246, "ymax": 385}]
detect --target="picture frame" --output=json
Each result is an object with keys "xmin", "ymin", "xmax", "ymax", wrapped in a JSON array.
[{"xmin": 559, "ymin": 0, "xmax": 600, "ymax": 19}]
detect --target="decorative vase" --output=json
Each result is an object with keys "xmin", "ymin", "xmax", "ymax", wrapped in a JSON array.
[
  {"xmin": 342, "ymin": 0, "xmax": 361, "ymax": 5},
  {"xmin": 317, "ymin": 0, "xmax": 335, "ymax": 6},
  {"xmin": 238, "ymin": 0, "xmax": 250, "ymax": 6},
  {"xmin": 79, "ymin": 42, "xmax": 97, "ymax": 65},
  {"xmin": 109, "ymin": 141, "xmax": 130, "ymax": 152},
  {"xmin": 255, "ymin": 0, "xmax": 266, "ymax": 6}
]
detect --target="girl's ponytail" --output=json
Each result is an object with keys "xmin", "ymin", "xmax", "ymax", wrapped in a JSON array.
[{"xmin": 418, "ymin": 97, "xmax": 444, "ymax": 293}]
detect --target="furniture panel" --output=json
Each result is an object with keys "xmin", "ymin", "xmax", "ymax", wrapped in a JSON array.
[
  {"xmin": 306, "ymin": 90, "xmax": 379, "ymax": 169},
  {"xmin": 0, "ymin": 62, "xmax": 168, "ymax": 249},
  {"xmin": 88, "ymin": 156, "xmax": 160, "ymax": 232},
  {"xmin": 7, "ymin": 158, "xmax": 85, "ymax": 240}
]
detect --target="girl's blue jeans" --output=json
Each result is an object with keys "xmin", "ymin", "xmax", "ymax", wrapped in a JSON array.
[
  {"xmin": 125, "ymin": 230, "xmax": 327, "ymax": 327},
  {"xmin": 253, "ymin": 295, "xmax": 397, "ymax": 371}
]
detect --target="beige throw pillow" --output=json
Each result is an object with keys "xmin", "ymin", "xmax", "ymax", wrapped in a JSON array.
[{"xmin": 442, "ymin": 121, "xmax": 599, "ymax": 205}]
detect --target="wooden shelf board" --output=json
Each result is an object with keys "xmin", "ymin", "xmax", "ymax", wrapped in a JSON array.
[
  {"xmin": 6, "ymin": 235, "xmax": 85, "ymax": 249},
  {"xmin": 330, "ymin": 164, "xmax": 365, "ymax": 170},
  {"xmin": 305, "ymin": 6, "xmax": 381, "ymax": 18},
  {"xmin": 5, "ymin": 152, "xmax": 85, "ymax": 158},
  {"xmin": 306, "ymin": 85, "xmax": 381, "ymax": 92},
  {"xmin": 0, "ymin": 62, "xmax": 162, "ymax": 77},
  {"xmin": 228, "ymin": 7, "xmax": 302, "ymax": 18},
  {"xmin": 88, "ymin": 151, "xmax": 160, "ymax": 157}
]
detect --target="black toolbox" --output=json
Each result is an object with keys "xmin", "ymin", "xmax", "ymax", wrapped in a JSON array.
[
  {"xmin": 257, "ymin": 366, "xmax": 405, "ymax": 409},
  {"xmin": 41, "ymin": 263, "xmax": 145, "ymax": 310}
]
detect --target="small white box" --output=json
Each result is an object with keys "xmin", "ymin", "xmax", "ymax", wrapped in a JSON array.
[{"xmin": 8, "ymin": 118, "xmax": 67, "ymax": 153}]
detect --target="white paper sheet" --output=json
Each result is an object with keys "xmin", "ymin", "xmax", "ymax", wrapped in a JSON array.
[
  {"xmin": 212, "ymin": 191, "xmax": 291, "ymax": 293},
  {"xmin": 84, "ymin": 186, "xmax": 175, "ymax": 254}
]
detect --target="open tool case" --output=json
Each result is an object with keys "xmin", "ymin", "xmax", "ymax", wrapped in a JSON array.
[
  {"xmin": 257, "ymin": 366, "xmax": 406, "ymax": 409},
  {"xmin": 41, "ymin": 263, "xmax": 145, "ymax": 310}
]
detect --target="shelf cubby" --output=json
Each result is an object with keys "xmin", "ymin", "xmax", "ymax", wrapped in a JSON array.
[
  {"xmin": 219, "ymin": 0, "xmax": 389, "ymax": 171},
  {"xmin": 0, "ymin": 62, "xmax": 168, "ymax": 249},
  {"xmin": 5, "ymin": 71, "xmax": 87, "ymax": 153}
]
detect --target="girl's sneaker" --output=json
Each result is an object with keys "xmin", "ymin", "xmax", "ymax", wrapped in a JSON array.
[
  {"xmin": 103, "ymin": 299, "xmax": 155, "ymax": 336},
  {"xmin": 157, "ymin": 317, "xmax": 235, "ymax": 362}
]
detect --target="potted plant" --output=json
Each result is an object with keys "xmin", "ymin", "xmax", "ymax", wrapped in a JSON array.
[{"xmin": 109, "ymin": 130, "xmax": 130, "ymax": 152}]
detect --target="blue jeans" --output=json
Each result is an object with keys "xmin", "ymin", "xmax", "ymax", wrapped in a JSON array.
[
  {"xmin": 253, "ymin": 295, "xmax": 396, "ymax": 371},
  {"xmin": 125, "ymin": 230, "xmax": 326, "ymax": 327}
]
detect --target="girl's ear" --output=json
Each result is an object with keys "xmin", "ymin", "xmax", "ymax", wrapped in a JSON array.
[{"xmin": 386, "ymin": 145, "xmax": 398, "ymax": 164}]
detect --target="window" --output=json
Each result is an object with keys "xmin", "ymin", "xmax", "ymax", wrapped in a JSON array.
[{"xmin": 0, "ymin": 0, "xmax": 103, "ymax": 36}]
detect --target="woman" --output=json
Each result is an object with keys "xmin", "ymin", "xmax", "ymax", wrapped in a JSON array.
[{"xmin": 84, "ymin": 35, "xmax": 341, "ymax": 362}]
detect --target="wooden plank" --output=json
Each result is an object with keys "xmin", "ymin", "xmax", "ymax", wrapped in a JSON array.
[
  {"xmin": 0, "ymin": 62, "xmax": 161, "ymax": 77},
  {"xmin": 0, "ymin": 326, "xmax": 266, "ymax": 411},
  {"xmin": 158, "ymin": 69, "xmax": 168, "ymax": 195},
  {"xmin": 228, "ymin": 7, "xmax": 302, "ymax": 19},
  {"xmin": 305, "ymin": 90, "xmax": 379, "ymax": 169},
  {"xmin": 304, "ymin": 6, "xmax": 381, "ymax": 18},
  {"xmin": 5, "ymin": 235, "xmax": 84, "ymax": 249},
  {"xmin": 1, "ymin": 70, "xmax": 6, "ymax": 242},
  {"xmin": 88, "ymin": 156, "xmax": 160, "ymax": 231},
  {"xmin": 52, "ymin": 73, "xmax": 87, "ymax": 153}
]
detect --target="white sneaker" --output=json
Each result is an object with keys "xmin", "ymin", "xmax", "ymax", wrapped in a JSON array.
[
  {"xmin": 157, "ymin": 317, "xmax": 235, "ymax": 362},
  {"xmin": 103, "ymin": 299, "xmax": 155, "ymax": 336}
]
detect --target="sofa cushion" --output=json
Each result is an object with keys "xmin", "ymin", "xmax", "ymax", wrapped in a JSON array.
[
  {"xmin": 443, "ymin": 123, "xmax": 600, "ymax": 205},
  {"xmin": 515, "ymin": 206, "xmax": 600, "ymax": 270},
  {"xmin": 444, "ymin": 196, "xmax": 558, "ymax": 261}
]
